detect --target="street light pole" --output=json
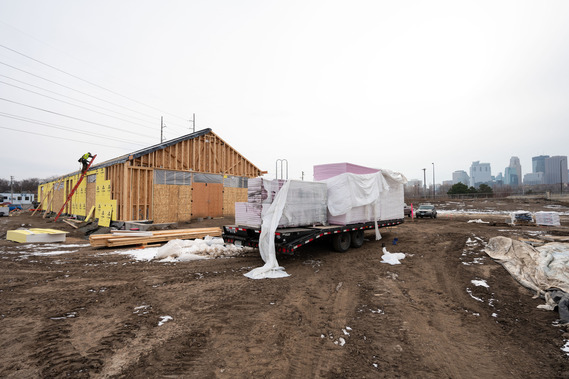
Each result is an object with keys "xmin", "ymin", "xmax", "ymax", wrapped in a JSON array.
[
  {"xmin": 422, "ymin": 168, "xmax": 426, "ymax": 198},
  {"xmin": 561, "ymin": 158, "xmax": 565, "ymax": 195},
  {"xmin": 432, "ymin": 163, "xmax": 435, "ymax": 199}
]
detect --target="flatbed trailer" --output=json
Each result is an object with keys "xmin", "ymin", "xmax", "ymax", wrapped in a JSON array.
[{"xmin": 222, "ymin": 218, "xmax": 404, "ymax": 254}]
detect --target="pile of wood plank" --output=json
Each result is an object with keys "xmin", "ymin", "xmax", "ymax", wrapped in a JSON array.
[{"xmin": 89, "ymin": 227, "xmax": 222, "ymax": 248}]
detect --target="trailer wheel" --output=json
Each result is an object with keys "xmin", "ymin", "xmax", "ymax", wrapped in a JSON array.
[
  {"xmin": 332, "ymin": 232, "xmax": 351, "ymax": 252},
  {"xmin": 350, "ymin": 230, "xmax": 364, "ymax": 248}
]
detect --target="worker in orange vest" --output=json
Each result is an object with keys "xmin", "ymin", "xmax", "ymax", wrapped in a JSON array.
[{"xmin": 78, "ymin": 152, "xmax": 93, "ymax": 173}]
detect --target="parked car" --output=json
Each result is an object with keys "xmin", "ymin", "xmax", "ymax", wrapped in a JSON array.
[
  {"xmin": 416, "ymin": 204, "xmax": 437, "ymax": 218},
  {"xmin": 404, "ymin": 203, "xmax": 412, "ymax": 217}
]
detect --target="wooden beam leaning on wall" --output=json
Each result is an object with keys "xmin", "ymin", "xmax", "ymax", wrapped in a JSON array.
[{"xmin": 43, "ymin": 177, "xmax": 64, "ymax": 218}]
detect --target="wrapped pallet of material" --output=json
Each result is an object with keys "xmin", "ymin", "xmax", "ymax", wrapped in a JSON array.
[
  {"xmin": 247, "ymin": 177, "xmax": 286, "ymax": 204},
  {"xmin": 379, "ymin": 170, "xmax": 406, "ymax": 220},
  {"xmin": 316, "ymin": 163, "xmax": 407, "ymax": 225},
  {"xmin": 535, "ymin": 211, "xmax": 561, "ymax": 226},
  {"xmin": 313, "ymin": 162, "xmax": 380, "ymax": 181},
  {"xmin": 235, "ymin": 178, "xmax": 327, "ymax": 227}
]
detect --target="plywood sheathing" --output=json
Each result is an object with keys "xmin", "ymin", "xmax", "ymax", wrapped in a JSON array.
[
  {"xmin": 153, "ymin": 184, "xmax": 192, "ymax": 224},
  {"xmin": 223, "ymin": 187, "xmax": 247, "ymax": 217}
]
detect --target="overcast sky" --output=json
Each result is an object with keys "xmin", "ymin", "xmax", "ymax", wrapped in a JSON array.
[{"xmin": 1, "ymin": 0, "xmax": 568, "ymax": 186}]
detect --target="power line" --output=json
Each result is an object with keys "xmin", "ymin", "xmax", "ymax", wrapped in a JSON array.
[
  {"xmin": 0, "ymin": 125, "xmax": 138, "ymax": 149},
  {"xmin": 0, "ymin": 60, "xmax": 159, "ymax": 121},
  {"xmin": 0, "ymin": 61, "xmax": 191, "ymax": 135},
  {"xmin": 0, "ymin": 43, "xmax": 190, "ymax": 122},
  {"xmin": 0, "ymin": 97, "xmax": 156, "ymax": 139},
  {"xmin": 0, "ymin": 112, "xmax": 149, "ymax": 145},
  {"xmin": 0, "ymin": 73, "xmax": 159, "ymax": 126},
  {"xmin": 0, "ymin": 21, "xmax": 194, "ymax": 132},
  {"xmin": 0, "ymin": 79, "xmax": 159, "ymax": 131}
]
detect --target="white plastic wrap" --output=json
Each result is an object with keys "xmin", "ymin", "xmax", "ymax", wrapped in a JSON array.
[
  {"xmin": 535, "ymin": 211, "xmax": 561, "ymax": 226},
  {"xmin": 324, "ymin": 172, "xmax": 386, "ymax": 217},
  {"xmin": 323, "ymin": 170, "xmax": 407, "ymax": 224},
  {"xmin": 379, "ymin": 170, "xmax": 406, "ymax": 220},
  {"xmin": 236, "ymin": 178, "xmax": 327, "ymax": 227},
  {"xmin": 244, "ymin": 181, "xmax": 292, "ymax": 279}
]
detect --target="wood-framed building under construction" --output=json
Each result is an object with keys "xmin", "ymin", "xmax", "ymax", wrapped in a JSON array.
[{"xmin": 38, "ymin": 129, "xmax": 264, "ymax": 225}]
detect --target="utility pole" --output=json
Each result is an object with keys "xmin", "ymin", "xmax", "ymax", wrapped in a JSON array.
[
  {"xmin": 432, "ymin": 163, "xmax": 435, "ymax": 199},
  {"xmin": 301, "ymin": 171, "xmax": 304, "ymax": 181},
  {"xmin": 10, "ymin": 175, "xmax": 14, "ymax": 204},
  {"xmin": 160, "ymin": 116, "xmax": 166, "ymax": 143},
  {"xmin": 422, "ymin": 168, "xmax": 426, "ymax": 198},
  {"xmin": 561, "ymin": 158, "xmax": 565, "ymax": 195},
  {"xmin": 191, "ymin": 113, "xmax": 195, "ymax": 133}
]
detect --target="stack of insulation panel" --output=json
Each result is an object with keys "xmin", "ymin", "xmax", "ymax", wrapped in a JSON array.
[
  {"xmin": 235, "ymin": 178, "xmax": 327, "ymax": 227},
  {"xmin": 535, "ymin": 211, "xmax": 561, "ymax": 226},
  {"xmin": 314, "ymin": 162, "xmax": 405, "ymax": 225},
  {"xmin": 313, "ymin": 162, "xmax": 380, "ymax": 181}
]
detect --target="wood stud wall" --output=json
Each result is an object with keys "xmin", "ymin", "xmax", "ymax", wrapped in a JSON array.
[{"xmin": 130, "ymin": 132, "xmax": 260, "ymax": 177}]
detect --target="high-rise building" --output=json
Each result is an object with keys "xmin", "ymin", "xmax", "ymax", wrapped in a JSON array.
[
  {"xmin": 406, "ymin": 179, "xmax": 422, "ymax": 188},
  {"xmin": 504, "ymin": 156, "xmax": 522, "ymax": 186},
  {"xmin": 495, "ymin": 172, "xmax": 503, "ymax": 184},
  {"xmin": 523, "ymin": 172, "xmax": 544, "ymax": 185},
  {"xmin": 469, "ymin": 161, "xmax": 492, "ymax": 187},
  {"xmin": 532, "ymin": 155, "xmax": 549, "ymax": 174},
  {"xmin": 544, "ymin": 156, "xmax": 568, "ymax": 185},
  {"xmin": 452, "ymin": 170, "xmax": 470, "ymax": 186}
]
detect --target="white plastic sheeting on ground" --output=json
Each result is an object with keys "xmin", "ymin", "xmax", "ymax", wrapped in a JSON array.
[
  {"xmin": 380, "ymin": 247, "xmax": 406, "ymax": 265},
  {"xmin": 244, "ymin": 180, "xmax": 292, "ymax": 279},
  {"xmin": 485, "ymin": 236, "xmax": 569, "ymax": 299},
  {"xmin": 155, "ymin": 236, "xmax": 248, "ymax": 261}
]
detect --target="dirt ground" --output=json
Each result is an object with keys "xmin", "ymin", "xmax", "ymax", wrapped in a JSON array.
[{"xmin": 2, "ymin": 198, "xmax": 569, "ymax": 378}]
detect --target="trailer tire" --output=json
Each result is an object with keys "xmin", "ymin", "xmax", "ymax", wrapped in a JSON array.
[
  {"xmin": 350, "ymin": 230, "xmax": 364, "ymax": 248},
  {"xmin": 332, "ymin": 232, "xmax": 351, "ymax": 252}
]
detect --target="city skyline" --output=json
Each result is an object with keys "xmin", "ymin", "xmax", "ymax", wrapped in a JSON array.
[{"xmin": 409, "ymin": 153, "xmax": 568, "ymax": 188}]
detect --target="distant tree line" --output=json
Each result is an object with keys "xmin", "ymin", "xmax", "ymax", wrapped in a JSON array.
[
  {"xmin": 0, "ymin": 178, "xmax": 41, "ymax": 194},
  {"xmin": 447, "ymin": 182, "xmax": 493, "ymax": 196}
]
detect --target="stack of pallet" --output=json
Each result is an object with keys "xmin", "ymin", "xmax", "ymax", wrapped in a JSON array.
[
  {"xmin": 314, "ymin": 162, "xmax": 406, "ymax": 225},
  {"xmin": 535, "ymin": 211, "xmax": 560, "ymax": 226},
  {"xmin": 89, "ymin": 227, "xmax": 222, "ymax": 248},
  {"xmin": 235, "ymin": 178, "xmax": 327, "ymax": 227}
]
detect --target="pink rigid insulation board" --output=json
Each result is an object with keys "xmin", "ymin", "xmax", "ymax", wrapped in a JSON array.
[{"xmin": 313, "ymin": 162, "xmax": 379, "ymax": 181}]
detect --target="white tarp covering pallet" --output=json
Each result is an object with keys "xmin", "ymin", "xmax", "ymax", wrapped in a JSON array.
[
  {"xmin": 323, "ymin": 169, "xmax": 407, "ymax": 225},
  {"xmin": 235, "ymin": 178, "xmax": 327, "ymax": 228},
  {"xmin": 485, "ymin": 236, "xmax": 569, "ymax": 320}
]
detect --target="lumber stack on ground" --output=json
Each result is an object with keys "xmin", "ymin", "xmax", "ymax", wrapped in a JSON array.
[{"xmin": 89, "ymin": 227, "xmax": 222, "ymax": 248}]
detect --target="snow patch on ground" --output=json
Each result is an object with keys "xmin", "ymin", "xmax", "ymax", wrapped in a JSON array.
[
  {"xmin": 158, "ymin": 315, "xmax": 173, "ymax": 326},
  {"xmin": 471, "ymin": 279, "xmax": 489, "ymax": 288},
  {"xmin": 109, "ymin": 237, "xmax": 254, "ymax": 262}
]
